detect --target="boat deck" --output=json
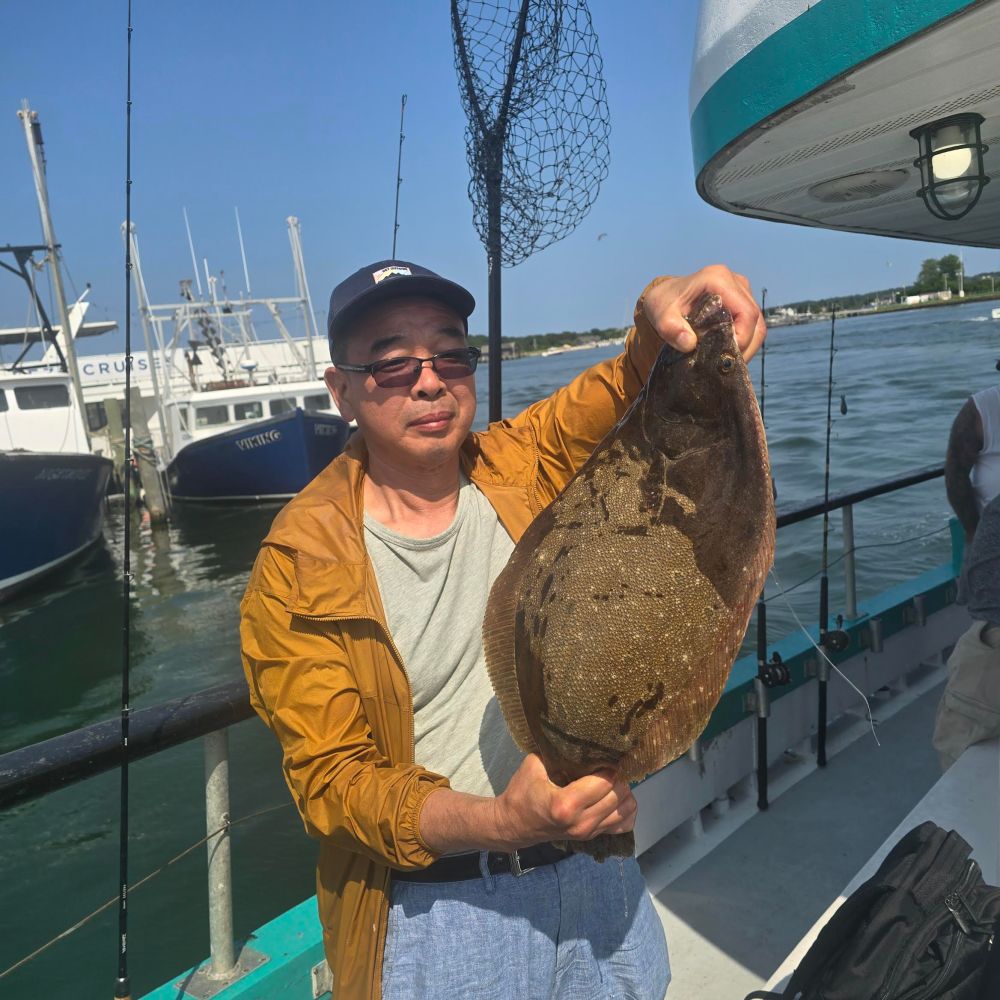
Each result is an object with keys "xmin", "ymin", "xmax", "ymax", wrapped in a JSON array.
[{"xmin": 641, "ymin": 672, "xmax": 951, "ymax": 999}]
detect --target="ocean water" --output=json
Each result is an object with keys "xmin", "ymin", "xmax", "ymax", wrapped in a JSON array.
[{"xmin": 1, "ymin": 298, "xmax": 998, "ymax": 997}]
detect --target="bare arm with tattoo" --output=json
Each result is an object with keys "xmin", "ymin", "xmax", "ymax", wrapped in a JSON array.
[{"xmin": 946, "ymin": 398, "xmax": 984, "ymax": 539}]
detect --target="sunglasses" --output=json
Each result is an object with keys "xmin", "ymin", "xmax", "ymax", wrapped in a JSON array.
[{"xmin": 336, "ymin": 347, "xmax": 481, "ymax": 389}]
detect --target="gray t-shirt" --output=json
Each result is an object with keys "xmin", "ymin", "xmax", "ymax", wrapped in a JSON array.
[
  {"xmin": 364, "ymin": 478, "xmax": 523, "ymax": 797},
  {"xmin": 967, "ymin": 493, "xmax": 1000, "ymax": 626}
]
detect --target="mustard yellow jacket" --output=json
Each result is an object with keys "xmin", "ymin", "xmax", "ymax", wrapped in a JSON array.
[{"xmin": 240, "ymin": 292, "xmax": 663, "ymax": 999}]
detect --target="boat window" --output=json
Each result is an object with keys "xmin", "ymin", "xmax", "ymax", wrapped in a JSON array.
[
  {"xmin": 195, "ymin": 404, "xmax": 230, "ymax": 428},
  {"xmin": 234, "ymin": 401, "xmax": 263, "ymax": 421},
  {"xmin": 303, "ymin": 393, "xmax": 331, "ymax": 411},
  {"xmin": 0, "ymin": 389, "xmax": 7, "ymax": 413},
  {"xmin": 86, "ymin": 401, "xmax": 108, "ymax": 431},
  {"xmin": 14, "ymin": 384, "xmax": 71, "ymax": 409},
  {"xmin": 269, "ymin": 397, "xmax": 296, "ymax": 416}
]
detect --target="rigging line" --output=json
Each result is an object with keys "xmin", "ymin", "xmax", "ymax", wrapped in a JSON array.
[
  {"xmin": 761, "ymin": 523, "xmax": 951, "ymax": 602},
  {"xmin": 770, "ymin": 566, "xmax": 881, "ymax": 748},
  {"xmin": 0, "ymin": 802, "xmax": 293, "ymax": 983},
  {"xmin": 115, "ymin": 3, "xmax": 135, "ymax": 998}
]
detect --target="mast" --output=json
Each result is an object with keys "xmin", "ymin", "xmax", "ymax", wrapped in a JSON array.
[
  {"xmin": 18, "ymin": 101, "xmax": 91, "ymax": 448},
  {"xmin": 287, "ymin": 216, "xmax": 319, "ymax": 378}
]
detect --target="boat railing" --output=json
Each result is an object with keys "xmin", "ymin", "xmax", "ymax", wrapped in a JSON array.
[{"xmin": 0, "ymin": 461, "xmax": 951, "ymax": 987}]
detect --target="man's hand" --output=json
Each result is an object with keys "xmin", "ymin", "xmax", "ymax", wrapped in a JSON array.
[
  {"xmin": 642, "ymin": 264, "xmax": 766, "ymax": 363},
  {"xmin": 493, "ymin": 753, "xmax": 636, "ymax": 849},
  {"xmin": 418, "ymin": 753, "xmax": 636, "ymax": 855}
]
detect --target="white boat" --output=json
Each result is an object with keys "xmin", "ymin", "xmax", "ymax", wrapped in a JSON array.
[
  {"xmin": 121, "ymin": 219, "xmax": 351, "ymax": 503},
  {"xmin": 0, "ymin": 105, "xmax": 113, "ymax": 602},
  {"xmin": 991, "ymin": 306, "xmax": 1000, "ymax": 320},
  {"xmin": 0, "ymin": 368, "xmax": 112, "ymax": 600}
]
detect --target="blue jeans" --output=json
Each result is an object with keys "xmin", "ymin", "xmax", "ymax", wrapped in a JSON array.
[{"xmin": 381, "ymin": 852, "xmax": 670, "ymax": 999}]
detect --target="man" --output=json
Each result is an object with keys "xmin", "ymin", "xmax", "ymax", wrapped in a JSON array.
[
  {"xmin": 241, "ymin": 259, "xmax": 765, "ymax": 999},
  {"xmin": 933, "ymin": 492, "xmax": 1000, "ymax": 770},
  {"xmin": 945, "ymin": 383, "xmax": 1000, "ymax": 543}
]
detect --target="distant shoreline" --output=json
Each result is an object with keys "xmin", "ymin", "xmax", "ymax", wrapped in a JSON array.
[{"xmin": 768, "ymin": 292, "xmax": 1000, "ymax": 328}]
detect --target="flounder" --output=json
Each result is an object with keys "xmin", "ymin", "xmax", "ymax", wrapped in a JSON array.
[{"xmin": 483, "ymin": 292, "xmax": 775, "ymax": 858}]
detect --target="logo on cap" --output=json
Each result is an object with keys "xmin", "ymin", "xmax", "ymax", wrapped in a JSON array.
[{"xmin": 372, "ymin": 265, "xmax": 412, "ymax": 284}]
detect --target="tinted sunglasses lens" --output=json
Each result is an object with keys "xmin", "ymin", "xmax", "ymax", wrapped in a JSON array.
[
  {"xmin": 371, "ymin": 359, "xmax": 418, "ymax": 388},
  {"xmin": 434, "ymin": 351, "xmax": 477, "ymax": 379}
]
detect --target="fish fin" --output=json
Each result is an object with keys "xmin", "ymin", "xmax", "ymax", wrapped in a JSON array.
[
  {"xmin": 483, "ymin": 561, "xmax": 536, "ymax": 753},
  {"xmin": 555, "ymin": 831, "xmax": 635, "ymax": 861}
]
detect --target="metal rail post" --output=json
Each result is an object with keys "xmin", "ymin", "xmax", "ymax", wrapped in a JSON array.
[
  {"xmin": 842, "ymin": 503, "xmax": 858, "ymax": 620},
  {"xmin": 204, "ymin": 729, "xmax": 236, "ymax": 977}
]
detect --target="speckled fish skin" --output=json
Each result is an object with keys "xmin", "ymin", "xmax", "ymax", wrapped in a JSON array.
[{"xmin": 482, "ymin": 292, "xmax": 775, "ymax": 858}]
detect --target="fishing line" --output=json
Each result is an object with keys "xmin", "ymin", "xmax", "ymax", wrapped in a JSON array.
[
  {"xmin": 115, "ymin": 3, "xmax": 135, "ymax": 997},
  {"xmin": 762, "ymin": 522, "xmax": 952, "ymax": 601},
  {"xmin": 816, "ymin": 305, "xmax": 850, "ymax": 767},
  {"xmin": 769, "ymin": 566, "xmax": 881, "ymax": 748},
  {"xmin": 0, "ymin": 802, "xmax": 293, "ymax": 983}
]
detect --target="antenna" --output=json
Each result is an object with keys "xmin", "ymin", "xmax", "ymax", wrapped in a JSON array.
[
  {"xmin": 392, "ymin": 94, "xmax": 407, "ymax": 258},
  {"xmin": 235, "ymin": 206, "xmax": 252, "ymax": 295},
  {"xmin": 182, "ymin": 207, "xmax": 203, "ymax": 297}
]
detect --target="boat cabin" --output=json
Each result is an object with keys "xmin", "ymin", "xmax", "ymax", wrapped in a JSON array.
[
  {"xmin": 162, "ymin": 379, "xmax": 340, "ymax": 451},
  {"xmin": 0, "ymin": 370, "xmax": 91, "ymax": 455}
]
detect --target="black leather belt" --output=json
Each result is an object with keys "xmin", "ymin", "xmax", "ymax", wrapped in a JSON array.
[{"xmin": 393, "ymin": 842, "xmax": 571, "ymax": 883}]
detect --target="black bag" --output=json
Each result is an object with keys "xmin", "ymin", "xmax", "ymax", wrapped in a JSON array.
[{"xmin": 746, "ymin": 822, "xmax": 1000, "ymax": 1000}]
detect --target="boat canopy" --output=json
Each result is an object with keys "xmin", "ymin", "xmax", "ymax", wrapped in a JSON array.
[{"xmin": 690, "ymin": 0, "xmax": 1000, "ymax": 248}]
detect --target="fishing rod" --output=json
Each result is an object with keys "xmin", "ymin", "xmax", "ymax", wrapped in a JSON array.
[
  {"xmin": 392, "ymin": 93, "xmax": 407, "ymax": 258},
  {"xmin": 753, "ymin": 287, "xmax": 788, "ymax": 810},
  {"xmin": 817, "ymin": 306, "xmax": 849, "ymax": 768},
  {"xmin": 115, "ymin": 2, "xmax": 135, "ymax": 997}
]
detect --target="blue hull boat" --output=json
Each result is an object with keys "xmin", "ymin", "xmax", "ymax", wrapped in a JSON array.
[
  {"xmin": 165, "ymin": 408, "xmax": 351, "ymax": 503},
  {"xmin": 0, "ymin": 451, "xmax": 113, "ymax": 601}
]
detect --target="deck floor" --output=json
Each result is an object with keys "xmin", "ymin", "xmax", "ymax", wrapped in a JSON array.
[{"xmin": 642, "ymin": 679, "xmax": 947, "ymax": 999}]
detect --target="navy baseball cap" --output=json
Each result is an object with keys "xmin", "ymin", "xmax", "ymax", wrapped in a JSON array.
[{"xmin": 327, "ymin": 259, "xmax": 476, "ymax": 351}]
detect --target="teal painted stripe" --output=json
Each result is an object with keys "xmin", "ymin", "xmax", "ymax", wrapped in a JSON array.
[
  {"xmin": 690, "ymin": 0, "xmax": 979, "ymax": 178},
  {"xmin": 141, "ymin": 896, "xmax": 327, "ymax": 1000}
]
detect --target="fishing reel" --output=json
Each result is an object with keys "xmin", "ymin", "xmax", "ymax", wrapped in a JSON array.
[
  {"xmin": 821, "ymin": 614, "xmax": 851, "ymax": 654},
  {"xmin": 759, "ymin": 652, "xmax": 790, "ymax": 688}
]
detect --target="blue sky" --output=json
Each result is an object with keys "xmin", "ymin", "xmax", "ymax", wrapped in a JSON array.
[{"xmin": 2, "ymin": 1, "xmax": 998, "ymax": 352}]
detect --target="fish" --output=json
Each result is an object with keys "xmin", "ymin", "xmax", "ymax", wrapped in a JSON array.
[{"xmin": 482, "ymin": 292, "xmax": 775, "ymax": 859}]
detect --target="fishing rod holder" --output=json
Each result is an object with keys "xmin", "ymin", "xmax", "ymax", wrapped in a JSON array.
[
  {"xmin": 861, "ymin": 617, "xmax": 885, "ymax": 654},
  {"xmin": 907, "ymin": 594, "xmax": 928, "ymax": 627}
]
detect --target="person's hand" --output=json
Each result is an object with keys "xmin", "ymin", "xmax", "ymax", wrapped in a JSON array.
[
  {"xmin": 492, "ymin": 753, "xmax": 636, "ymax": 849},
  {"xmin": 642, "ymin": 264, "xmax": 766, "ymax": 363}
]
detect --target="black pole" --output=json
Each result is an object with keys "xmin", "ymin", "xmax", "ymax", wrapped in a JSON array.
[
  {"xmin": 756, "ymin": 285, "xmax": 770, "ymax": 807},
  {"xmin": 391, "ymin": 94, "xmax": 407, "ymax": 258},
  {"xmin": 817, "ymin": 307, "xmax": 837, "ymax": 769},
  {"xmin": 486, "ymin": 152, "xmax": 502, "ymax": 423},
  {"xmin": 115, "ymin": 4, "xmax": 134, "ymax": 998},
  {"xmin": 756, "ymin": 599, "xmax": 769, "ymax": 809}
]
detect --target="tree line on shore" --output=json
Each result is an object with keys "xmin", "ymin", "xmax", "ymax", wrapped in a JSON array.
[
  {"xmin": 468, "ymin": 326, "xmax": 626, "ymax": 355},
  {"xmin": 778, "ymin": 255, "xmax": 1000, "ymax": 315}
]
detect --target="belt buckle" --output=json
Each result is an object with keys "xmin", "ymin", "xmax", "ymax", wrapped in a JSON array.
[{"xmin": 508, "ymin": 849, "xmax": 536, "ymax": 877}]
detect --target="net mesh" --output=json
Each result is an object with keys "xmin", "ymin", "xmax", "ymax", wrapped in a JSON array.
[{"xmin": 451, "ymin": 0, "xmax": 610, "ymax": 267}]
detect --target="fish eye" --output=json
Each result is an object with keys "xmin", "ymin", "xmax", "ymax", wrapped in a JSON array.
[{"xmin": 718, "ymin": 354, "xmax": 736, "ymax": 374}]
